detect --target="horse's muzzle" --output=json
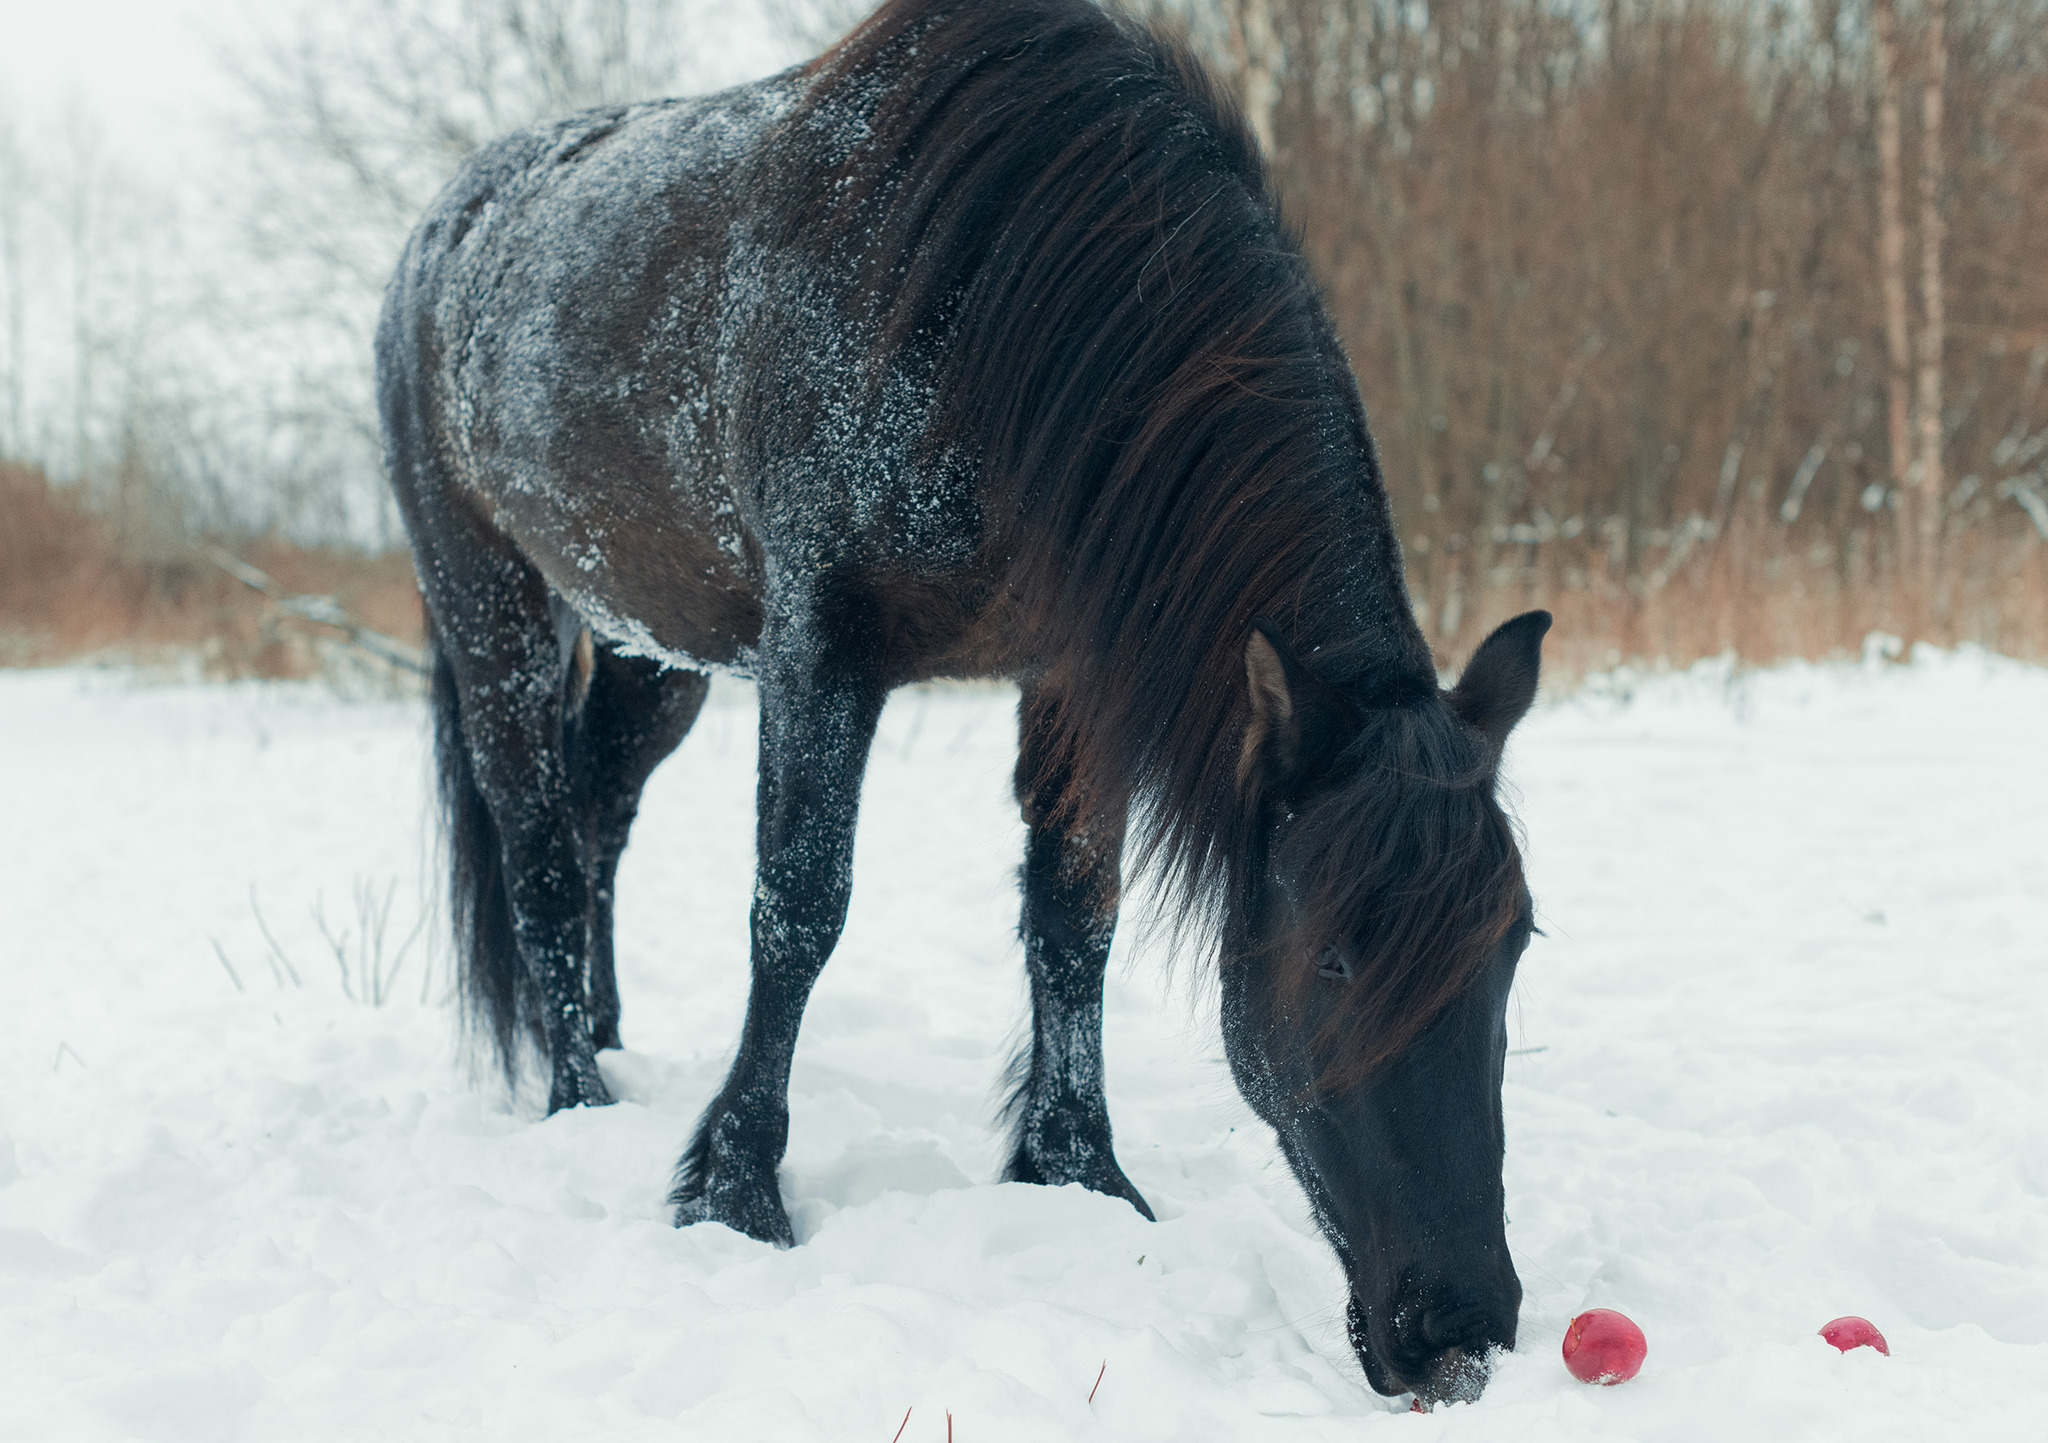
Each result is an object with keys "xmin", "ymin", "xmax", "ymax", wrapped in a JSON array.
[{"xmin": 1348, "ymin": 1289, "xmax": 1518, "ymax": 1404}]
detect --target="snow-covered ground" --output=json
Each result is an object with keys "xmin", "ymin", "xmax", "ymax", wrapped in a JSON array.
[{"xmin": 1, "ymin": 649, "xmax": 2043, "ymax": 1440}]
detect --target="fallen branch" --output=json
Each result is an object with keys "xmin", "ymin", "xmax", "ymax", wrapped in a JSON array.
[{"xmin": 207, "ymin": 545, "xmax": 428, "ymax": 675}]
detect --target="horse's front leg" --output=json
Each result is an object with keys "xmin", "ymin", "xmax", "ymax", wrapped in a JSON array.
[
  {"xmin": 670, "ymin": 595, "xmax": 886, "ymax": 1246},
  {"xmin": 1001, "ymin": 689, "xmax": 1154, "ymax": 1220},
  {"xmin": 566, "ymin": 643, "xmax": 712, "ymax": 1052}
]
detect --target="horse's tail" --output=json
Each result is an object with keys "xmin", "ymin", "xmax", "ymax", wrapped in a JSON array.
[{"xmin": 427, "ymin": 614, "xmax": 527, "ymax": 1083}]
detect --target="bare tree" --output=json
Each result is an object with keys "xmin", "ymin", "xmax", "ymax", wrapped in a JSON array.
[
  {"xmin": 231, "ymin": 0, "xmax": 703, "ymax": 279},
  {"xmin": 218, "ymin": 0, "xmax": 703, "ymax": 542},
  {"xmin": 63, "ymin": 107, "xmax": 101, "ymax": 487},
  {"xmin": 1133, "ymin": 0, "xmax": 2048, "ymax": 662},
  {"xmin": 1874, "ymin": 0, "xmax": 1915, "ymax": 558},
  {"xmin": 762, "ymin": 0, "xmax": 869, "ymax": 48},
  {"xmin": 1219, "ymin": 0, "xmax": 1280, "ymax": 158},
  {"xmin": 0, "ymin": 101, "xmax": 28, "ymax": 459},
  {"xmin": 1915, "ymin": 0, "xmax": 1949, "ymax": 603}
]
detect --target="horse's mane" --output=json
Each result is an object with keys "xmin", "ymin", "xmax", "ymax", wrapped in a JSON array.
[{"xmin": 782, "ymin": 0, "xmax": 1520, "ymax": 1073}]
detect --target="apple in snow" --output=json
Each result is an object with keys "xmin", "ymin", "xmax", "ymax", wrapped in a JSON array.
[
  {"xmin": 1820, "ymin": 1316, "xmax": 1889, "ymax": 1355},
  {"xmin": 1562, "ymin": 1309, "xmax": 1647, "ymax": 1384}
]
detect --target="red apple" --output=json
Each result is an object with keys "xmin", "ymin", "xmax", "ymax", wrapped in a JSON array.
[
  {"xmin": 1820, "ymin": 1316, "xmax": 1889, "ymax": 1355},
  {"xmin": 1562, "ymin": 1308, "xmax": 1647, "ymax": 1384}
]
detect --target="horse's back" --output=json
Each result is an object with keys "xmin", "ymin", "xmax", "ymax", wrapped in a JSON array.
[
  {"xmin": 380, "ymin": 78, "xmax": 809, "ymax": 674},
  {"xmin": 385, "ymin": 5, "xmax": 1208, "ymax": 687}
]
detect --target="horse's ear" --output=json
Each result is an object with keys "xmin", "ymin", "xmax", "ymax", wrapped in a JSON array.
[
  {"xmin": 1239, "ymin": 620, "xmax": 1353, "ymax": 797},
  {"xmin": 1448, "ymin": 610, "xmax": 1552, "ymax": 749}
]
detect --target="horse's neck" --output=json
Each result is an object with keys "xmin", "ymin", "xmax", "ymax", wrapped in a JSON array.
[{"xmin": 1254, "ymin": 460, "xmax": 1434, "ymax": 696}]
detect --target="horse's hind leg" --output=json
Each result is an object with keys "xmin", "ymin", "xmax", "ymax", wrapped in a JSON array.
[
  {"xmin": 671, "ymin": 590, "xmax": 886, "ymax": 1246},
  {"xmin": 414, "ymin": 513, "xmax": 611, "ymax": 1113},
  {"xmin": 565, "ymin": 640, "xmax": 710, "ymax": 1051},
  {"xmin": 1001, "ymin": 687, "xmax": 1154, "ymax": 1219}
]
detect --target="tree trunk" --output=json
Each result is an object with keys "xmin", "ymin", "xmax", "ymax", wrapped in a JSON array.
[
  {"xmin": 1222, "ymin": 0, "xmax": 1279, "ymax": 160},
  {"xmin": 66, "ymin": 118, "xmax": 97, "ymax": 487},
  {"xmin": 1873, "ymin": 0, "xmax": 1914, "ymax": 583},
  {"xmin": 0, "ymin": 140, "xmax": 25, "ymax": 458},
  {"xmin": 1915, "ymin": 0, "xmax": 1948, "ymax": 620}
]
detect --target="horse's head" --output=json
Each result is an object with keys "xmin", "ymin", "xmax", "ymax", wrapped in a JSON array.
[{"xmin": 1223, "ymin": 610, "xmax": 1549, "ymax": 1406}]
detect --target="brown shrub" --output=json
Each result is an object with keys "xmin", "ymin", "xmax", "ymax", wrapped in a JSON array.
[
  {"xmin": 1422, "ymin": 523, "xmax": 2048, "ymax": 682},
  {"xmin": 0, "ymin": 461, "xmax": 422, "ymax": 678},
  {"xmin": 1153, "ymin": 0, "xmax": 2048, "ymax": 677}
]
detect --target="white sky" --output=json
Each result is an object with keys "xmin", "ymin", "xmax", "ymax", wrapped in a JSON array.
[
  {"xmin": 0, "ymin": 0, "xmax": 230, "ymax": 169},
  {"xmin": 0, "ymin": 0, "xmax": 794, "ymax": 176}
]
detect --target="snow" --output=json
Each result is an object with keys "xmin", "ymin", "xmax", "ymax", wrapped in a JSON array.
[{"xmin": 1, "ymin": 648, "xmax": 2044, "ymax": 1440}]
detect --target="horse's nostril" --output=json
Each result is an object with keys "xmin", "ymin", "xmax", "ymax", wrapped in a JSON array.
[
  {"xmin": 1351, "ymin": 1287, "xmax": 1518, "ymax": 1400},
  {"xmin": 1415, "ymin": 1345, "xmax": 1494, "ymax": 1405}
]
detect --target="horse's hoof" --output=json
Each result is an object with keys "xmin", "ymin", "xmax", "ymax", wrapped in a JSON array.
[
  {"xmin": 1085, "ymin": 1167, "xmax": 1156, "ymax": 1221},
  {"xmin": 546, "ymin": 1057, "xmax": 615, "ymax": 1114},
  {"xmin": 547, "ymin": 1081, "xmax": 615, "ymax": 1113},
  {"xmin": 672, "ymin": 1182, "xmax": 796, "ymax": 1247},
  {"xmin": 1005, "ymin": 1145, "xmax": 1155, "ymax": 1221}
]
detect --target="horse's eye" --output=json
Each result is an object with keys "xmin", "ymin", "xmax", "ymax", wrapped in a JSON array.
[{"xmin": 1316, "ymin": 946, "xmax": 1353, "ymax": 982}]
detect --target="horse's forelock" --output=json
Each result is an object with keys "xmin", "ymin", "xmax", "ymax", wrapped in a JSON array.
[{"xmin": 1272, "ymin": 702, "xmax": 1526, "ymax": 1092}]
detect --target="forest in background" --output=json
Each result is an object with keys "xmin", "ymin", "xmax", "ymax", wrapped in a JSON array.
[
  {"xmin": 0, "ymin": 0, "xmax": 734, "ymax": 675},
  {"xmin": 1, "ymin": 0, "xmax": 2044, "ymax": 678},
  {"xmin": 1159, "ymin": 0, "xmax": 2048, "ymax": 673}
]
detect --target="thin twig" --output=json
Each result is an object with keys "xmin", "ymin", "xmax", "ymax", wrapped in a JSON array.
[
  {"xmin": 359, "ymin": 877, "xmax": 388, "ymax": 1003},
  {"xmin": 249, "ymin": 886, "xmax": 301, "ymax": 987},
  {"xmin": 53, "ymin": 1041, "xmax": 86, "ymax": 1072},
  {"xmin": 312, "ymin": 893, "xmax": 356, "ymax": 1002},
  {"xmin": 1088, "ymin": 1361, "xmax": 1107, "ymax": 1404},
  {"xmin": 1506, "ymin": 1045, "xmax": 1549, "ymax": 1057},
  {"xmin": 383, "ymin": 902, "xmax": 428, "ymax": 1008},
  {"xmin": 420, "ymin": 924, "xmax": 439, "ymax": 1006},
  {"xmin": 373, "ymin": 877, "xmax": 398, "ymax": 1003},
  {"xmin": 210, "ymin": 938, "xmax": 245, "ymax": 993},
  {"xmin": 888, "ymin": 1407, "xmax": 912, "ymax": 1443}
]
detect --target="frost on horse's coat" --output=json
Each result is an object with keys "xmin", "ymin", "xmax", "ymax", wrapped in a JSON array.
[
  {"xmin": 404, "ymin": 85, "xmax": 792, "ymax": 676},
  {"xmin": 403, "ymin": 70, "xmax": 991, "ymax": 680},
  {"xmin": 378, "ymin": 0, "xmax": 1549, "ymax": 1406}
]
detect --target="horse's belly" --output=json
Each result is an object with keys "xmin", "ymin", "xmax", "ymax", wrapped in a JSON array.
[
  {"xmin": 486, "ymin": 458, "xmax": 766, "ymax": 677},
  {"xmin": 561, "ymin": 543, "xmax": 764, "ymax": 679},
  {"xmin": 453, "ymin": 280, "xmax": 766, "ymax": 673}
]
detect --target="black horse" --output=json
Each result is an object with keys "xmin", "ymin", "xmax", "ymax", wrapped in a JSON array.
[{"xmin": 378, "ymin": 0, "xmax": 1547, "ymax": 1406}]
